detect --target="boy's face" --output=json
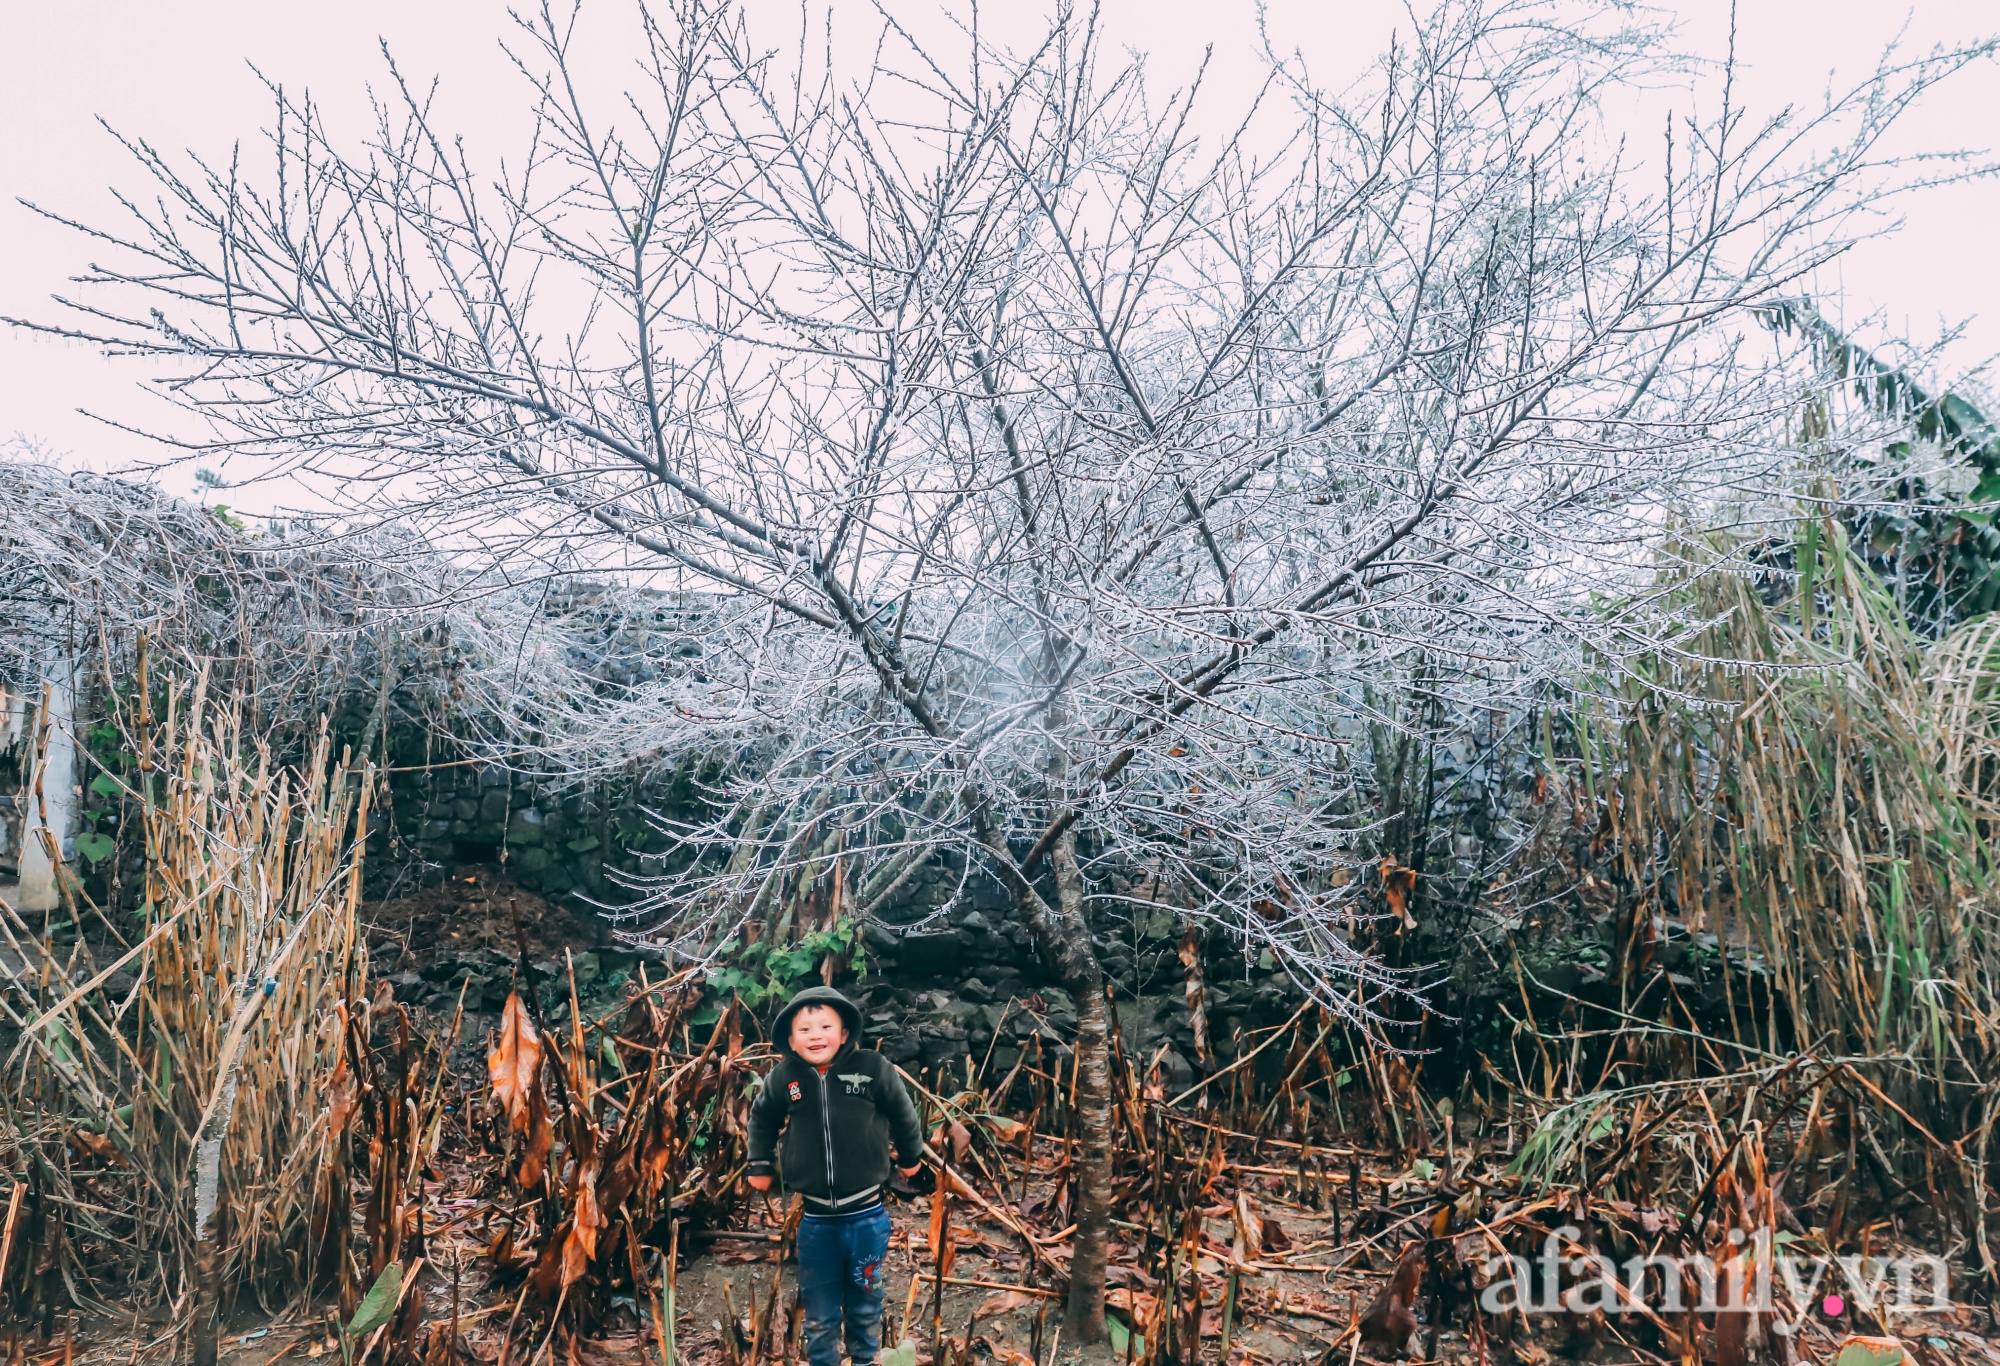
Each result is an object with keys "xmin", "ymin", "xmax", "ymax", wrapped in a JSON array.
[{"xmin": 789, "ymin": 1005, "xmax": 848, "ymax": 1065}]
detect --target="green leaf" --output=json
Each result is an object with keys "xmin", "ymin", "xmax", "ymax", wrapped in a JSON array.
[
  {"xmin": 90, "ymin": 773, "xmax": 124, "ymax": 800},
  {"xmin": 73, "ymin": 832, "xmax": 117, "ymax": 866},
  {"xmin": 881, "ymin": 1340, "xmax": 920, "ymax": 1366},
  {"xmin": 708, "ymin": 967, "xmax": 752, "ymax": 996},
  {"xmin": 346, "ymin": 1262, "xmax": 405, "ymax": 1341},
  {"xmin": 1105, "ymin": 1317, "xmax": 1144, "ymax": 1358},
  {"xmin": 769, "ymin": 947, "xmax": 817, "ymax": 982},
  {"xmin": 1833, "ymin": 1340, "xmax": 1905, "ymax": 1366}
]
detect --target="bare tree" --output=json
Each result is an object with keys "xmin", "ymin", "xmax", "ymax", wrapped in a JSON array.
[{"xmin": 12, "ymin": 0, "xmax": 1986, "ymax": 1333}]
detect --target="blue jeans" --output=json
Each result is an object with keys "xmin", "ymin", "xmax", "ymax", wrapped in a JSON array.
[{"xmin": 796, "ymin": 1205, "xmax": 892, "ymax": 1366}]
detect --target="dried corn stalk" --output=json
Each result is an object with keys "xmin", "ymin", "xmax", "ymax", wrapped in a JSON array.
[{"xmin": 0, "ymin": 666, "xmax": 372, "ymax": 1320}]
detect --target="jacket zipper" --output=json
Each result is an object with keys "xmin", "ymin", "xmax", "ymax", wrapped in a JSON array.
[{"xmin": 817, "ymin": 1067, "xmax": 836, "ymax": 1194}]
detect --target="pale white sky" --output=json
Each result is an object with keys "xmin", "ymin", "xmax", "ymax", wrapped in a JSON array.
[{"xmin": 2, "ymin": 1, "xmax": 1995, "ymax": 508}]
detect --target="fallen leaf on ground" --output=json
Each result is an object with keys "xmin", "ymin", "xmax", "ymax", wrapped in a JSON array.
[{"xmin": 974, "ymin": 1291, "xmax": 1039, "ymax": 1317}]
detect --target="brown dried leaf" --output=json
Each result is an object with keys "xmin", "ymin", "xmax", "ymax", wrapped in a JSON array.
[
  {"xmin": 70, "ymin": 1128, "xmax": 124, "ymax": 1164},
  {"xmin": 1232, "ymin": 1192, "xmax": 1267, "ymax": 1263},
  {"xmin": 598, "ymin": 1144, "xmax": 639, "ymax": 1217},
  {"xmin": 638, "ymin": 1114, "xmax": 675, "ymax": 1201},
  {"xmin": 1713, "ymin": 1299, "xmax": 1747, "ymax": 1366},
  {"xmin": 517, "ymin": 1085, "xmax": 553, "ymax": 1190},
  {"xmin": 488, "ymin": 992, "xmax": 542, "ymax": 1132},
  {"xmin": 1360, "ymin": 1242, "xmax": 1424, "ymax": 1356},
  {"xmin": 927, "ymin": 1192, "xmax": 958, "ymax": 1279},
  {"xmin": 485, "ymin": 1223, "xmax": 525, "ymax": 1269},
  {"xmin": 1381, "ymin": 858, "xmax": 1419, "ymax": 930},
  {"xmin": 1179, "ymin": 930, "xmax": 1211, "ymax": 1065},
  {"xmin": 527, "ymin": 1237, "xmax": 565, "ymax": 1300},
  {"xmin": 1106, "ymin": 1264, "xmax": 1157, "ymax": 1291},
  {"xmin": 1107, "ymin": 1287, "xmax": 1159, "ymax": 1321},
  {"xmin": 974, "ymin": 1292, "xmax": 1038, "ymax": 1318},
  {"xmin": 328, "ymin": 1004, "xmax": 356, "ymax": 1135},
  {"xmin": 985, "ymin": 1115, "xmax": 1028, "ymax": 1147},
  {"xmin": 559, "ymin": 1158, "xmax": 606, "ymax": 1291}
]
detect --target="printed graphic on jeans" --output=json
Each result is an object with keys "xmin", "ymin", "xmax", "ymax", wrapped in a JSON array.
[{"xmin": 857, "ymin": 1259, "xmax": 882, "ymax": 1290}]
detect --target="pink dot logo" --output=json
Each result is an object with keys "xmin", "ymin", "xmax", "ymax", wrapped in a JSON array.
[{"xmin": 1822, "ymin": 1295, "xmax": 1846, "ymax": 1317}]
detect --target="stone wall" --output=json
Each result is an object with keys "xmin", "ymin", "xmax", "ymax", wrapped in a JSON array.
[
  {"xmin": 371, "ymin": 760, "xmax": 655, "ymax": 904},
  {"xmin": 362, "ymin": 760, "xmax": 1312, "ymax": 1091}
]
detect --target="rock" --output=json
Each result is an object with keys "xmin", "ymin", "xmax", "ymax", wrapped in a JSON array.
[
  {"xmin": 918, "ymin": 1026, "xmax": 969, "ymax": 1068},
  {"xmin": 1148, "ymin": 1048, "xmax": 1195, "ymax": 1091},
  {"xmin": 960, "ymin": 977, "xmax": 995, "ymax": 1004},
  {"xmin": 880, "ymin": 1031, "xmax": 920, "ymax": 1064},
  {"xmin": 1114, "ymin": 999, "xmax": 1159, "ymax": 1051},
  {"xmin": 958, "ymin": 909, "xmax": 993, "ymax": 935},
  {"xmin": 967, "ymin": 874, "xmax": 1010, "ymax": 911},
  {"xmin": 899, "ymin": 932, "xmax": 961, "ymax": 977},
  {"xmin": 507, "ymin": 807, "xmax": 546, "ymax": 846}
]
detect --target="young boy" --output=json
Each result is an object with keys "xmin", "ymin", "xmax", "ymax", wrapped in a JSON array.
[{"xmin": 748, "ymin": 985, "xmax": 925, "ymax": 1366}]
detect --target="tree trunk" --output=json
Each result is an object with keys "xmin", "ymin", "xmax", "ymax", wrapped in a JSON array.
[
  {"xmin": 1062, "ymin": 959, "xmax": 1116, "ymax": 1341},
  {"xmin": 964, "ymin": 799, "xmax": 1113, "ymax": 1341},
  {"xmin": 1044, "ymin": 831, "xmax": 1113, "ymax": 1342}
]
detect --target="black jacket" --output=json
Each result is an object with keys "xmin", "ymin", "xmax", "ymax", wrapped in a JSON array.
[{"xmin": 747, "ymin": 986, "xmax": 923, "ymax": 1211}]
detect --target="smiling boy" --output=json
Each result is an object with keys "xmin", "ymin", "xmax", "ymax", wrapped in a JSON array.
[{"xmin": 747, "ymin": 985, "xmax": 925, "ymax": 1366}]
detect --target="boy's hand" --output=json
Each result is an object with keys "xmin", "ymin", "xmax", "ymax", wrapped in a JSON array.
[
  {"xmin": 748, "ymin": 1174, "xmax": 774, "ymax": 1192},
  {"xmin": 893, "ymin": 1163, "xmax": 936, "ymax": 1196}
]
